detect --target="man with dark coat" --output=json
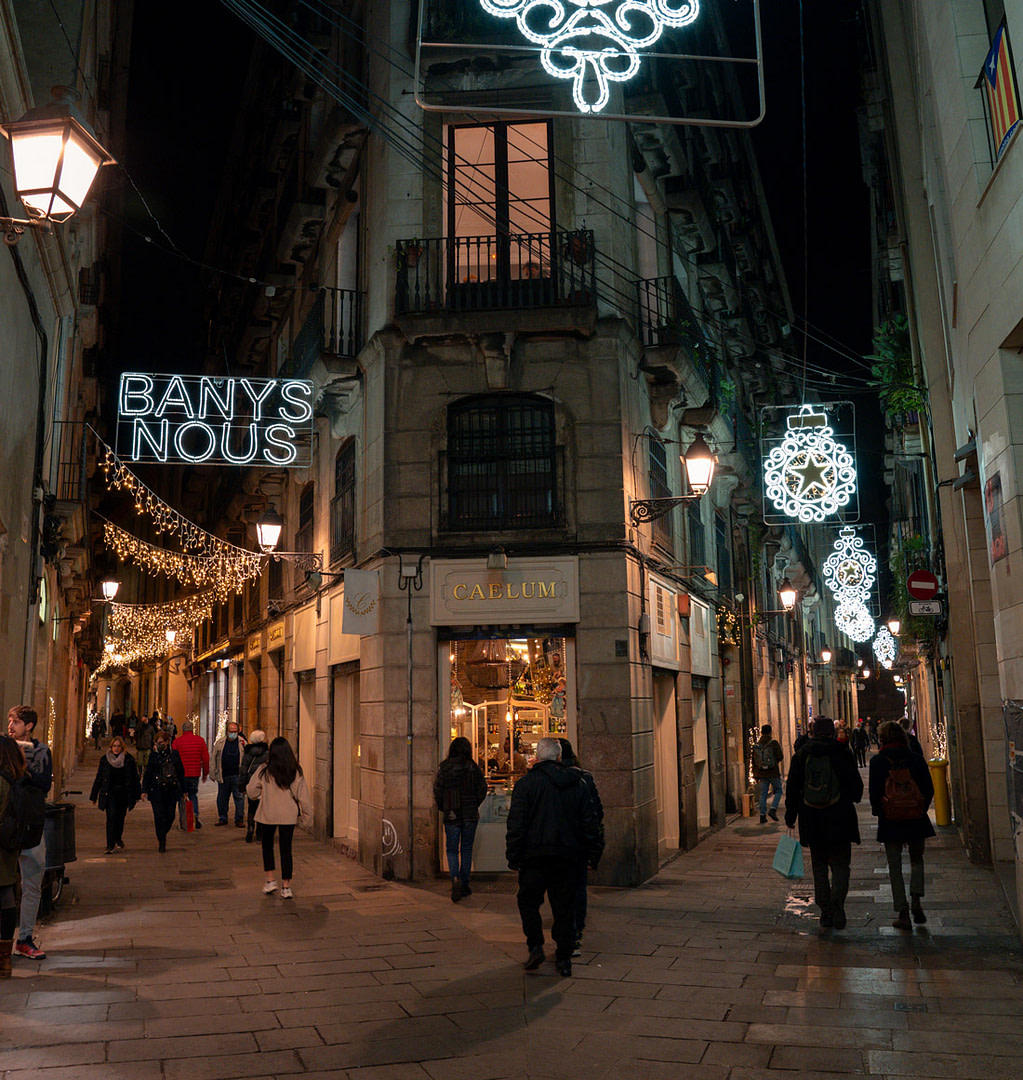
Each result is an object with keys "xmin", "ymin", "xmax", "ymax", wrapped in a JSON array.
[
  {"xmin": 505, "ymin": 737, "xmax": 603, "ymax": 977},
  {"xmin": 785, "ymin": 715, "xmax": 863, "ymax": 932},
  {"xmin": 869, "ymin": 720, "xmax": 935, "ymax": 930}
]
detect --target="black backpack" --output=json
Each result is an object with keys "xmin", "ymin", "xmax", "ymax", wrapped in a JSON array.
[
  {"xmin": 802, "ymin": 752, "xmax": 841, "ymax": 809},
  {"xmin": 0, "ymin": 770, "xmax": 47, "ymax": 851},
  {"xmin": 157, "ymin": 753, "xmax": 179, "ymax": 788}
]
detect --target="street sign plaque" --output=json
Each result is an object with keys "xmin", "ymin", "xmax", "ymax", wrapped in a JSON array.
[
  {"xmin": 908, "ymin": 600, "xmax": 943, "ymax": 616},
  {"xmin": 906, "ymin": 569, "xmax": 939, "ymax": 600}
]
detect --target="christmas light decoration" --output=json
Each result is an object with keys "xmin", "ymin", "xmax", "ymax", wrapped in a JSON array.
[
  {"xmin": 109, "ymin": 592, "xmax": 216, "ymax": 638},
  {"xmin": 872, "ymin": 626, "xmax": 897, "ymax": 667},
  {"xmin": 763, "ymin": 406, "xmax": 857, "ymax": 523},
  {"xmin": 823, "ymin": 528, "xmax": 876, "ymax": 601},
  {"xmin": 834, "ymin": 598, "xmax": 875, "ymax": 643},
  {"xmin": 478, "ymin": 0, "xmax": 701, "ymax": 114},
  {"xmin": 101, "ymin": 518, "xmax": 262, "ymax": 595}
]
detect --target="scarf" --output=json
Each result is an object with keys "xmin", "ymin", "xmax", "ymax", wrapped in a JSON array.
[{"xmin": 106, "ymin": 749, "xmax": 126, "ymax": 768}]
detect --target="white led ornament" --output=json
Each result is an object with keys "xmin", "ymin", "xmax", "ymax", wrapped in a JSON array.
[
  {"xmin": 823, "ymin": 527, "xmax": 876, "ymax": 604},
  {"xmin": 873, "ymin": 626, "xmax": 897, "ymax": 667},
  {"xmin": 763, "ymin": 406, "xmax": 857, "ymax": 523},
  {"xmin": 834, "ymin": 598, "xmax": 875, "ymax": 643},
  {"xmin": 478, "ymin": 0, "xmax": 700, "ymax": 114}
]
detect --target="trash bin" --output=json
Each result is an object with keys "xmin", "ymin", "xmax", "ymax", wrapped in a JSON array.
[
  {"xmin": 928, "ymin": 759, "xmax": 951, "ymax": 826},
  {"xmin": 43, "ymin": 803, "xmax": 77, "ymax": 870}
]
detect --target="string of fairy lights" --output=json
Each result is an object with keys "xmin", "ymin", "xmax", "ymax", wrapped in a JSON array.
[{"xmin": 92, "ymin": 429, "xmax": 265, "ymax": 671}]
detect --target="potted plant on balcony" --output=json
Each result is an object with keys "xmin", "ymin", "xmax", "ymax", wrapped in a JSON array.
[{"xmin": 402, "ymin": 239, "xmax": 423, "ymax": 269}]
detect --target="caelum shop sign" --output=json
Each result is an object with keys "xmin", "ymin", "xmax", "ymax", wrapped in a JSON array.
[
  {"xmin": 116, "ymin": 373, "xmax": 314, "ymax": 467},
  {"xmin": 429, "ymin": 557, "xmax": 579, "ymax": 626}
]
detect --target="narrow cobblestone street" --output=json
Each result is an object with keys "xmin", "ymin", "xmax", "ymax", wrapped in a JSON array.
[{"xmin": 2, "ymin": 751, "xmax": 1022, "ymax": 1080}]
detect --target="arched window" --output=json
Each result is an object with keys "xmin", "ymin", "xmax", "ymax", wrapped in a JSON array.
[{"xmin": 447, "ymin": 395, "xmax": 559, "ymax": 531}]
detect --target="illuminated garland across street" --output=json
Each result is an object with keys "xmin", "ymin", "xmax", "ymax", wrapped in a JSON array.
[
  {"xmin": 102, "ymin": 519, "xmax": 262, "ymax": 596},
  {"xmin": 478, "ymin": 0, "xmax": 701, "ymax": 114},
  {"xmin": 99, "ymin": 441, "xmax": 261, "ymax": 561},
  {"xmin": 109, "ymin": 592, "xmax": 216, "ymax": 638},
  {"xmin": 763, "ymin": 406, "xmax": 857, "ymax": 523},
  {"xmin": 873, "ymin": 626, "xmax": 897, "ymax": 668}
]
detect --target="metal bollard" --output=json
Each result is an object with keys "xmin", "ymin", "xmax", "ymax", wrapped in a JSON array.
[{"xmin": 928, "ymin": 758, "xmax": 952, "ymax": 826}]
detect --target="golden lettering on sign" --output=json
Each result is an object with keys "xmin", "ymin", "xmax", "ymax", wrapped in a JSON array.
[{"xmin": 450, "ymin": 581, "xmax": 558, "ymax": 601}]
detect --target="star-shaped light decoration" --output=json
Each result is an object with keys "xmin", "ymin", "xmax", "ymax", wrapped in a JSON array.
[
  {"xmin": 823, "ymin": 528, "xmax": 877, "ymax": 604},
  {"xmin": 763, "ymin": 406, "xmax": 857, "ymax": 523},
  {"xmin": 873, "ymin": 626, "xmax": 897, "ymax": 668},
  {"xmin": 835, "ymin": 598, "xmax": 875, "ymax": 643}
]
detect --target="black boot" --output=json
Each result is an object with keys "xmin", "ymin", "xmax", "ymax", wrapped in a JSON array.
[{"xmin": 245, "ymin": 824, "xmax": 254, "ymax": 843}]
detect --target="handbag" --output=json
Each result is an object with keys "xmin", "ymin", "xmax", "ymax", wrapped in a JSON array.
[{"xmin": 772, "ymin": 834, "xmax": 804, "ymax": 879}]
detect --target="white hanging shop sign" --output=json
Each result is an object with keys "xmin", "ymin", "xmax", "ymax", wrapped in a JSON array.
[{"xmin": 116, "ymin": 373, "xmax": 314, "ymax": 467}]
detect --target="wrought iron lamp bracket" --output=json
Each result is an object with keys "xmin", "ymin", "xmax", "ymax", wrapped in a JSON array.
[{"xmin": 629, "ymin": 494, "xmax": 701, "ymax": 527}]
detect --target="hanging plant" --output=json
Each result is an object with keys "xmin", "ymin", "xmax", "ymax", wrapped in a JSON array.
[{"xmin": 866, "ymin": 314, "xmax": 928, "ymax": 420}]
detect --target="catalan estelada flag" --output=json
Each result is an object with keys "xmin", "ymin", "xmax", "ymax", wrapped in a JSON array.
[{"xmin": 983, "ymin": 22, "xmax": 1021, "ymax": 160}]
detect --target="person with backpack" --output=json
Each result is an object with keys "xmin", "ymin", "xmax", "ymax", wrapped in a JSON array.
[
  {"xmin": 238, "ymin": 730, "xmax": 270, "ymax": 843},
  {"xmin": 8, "ymin": 705, "xmax": 52, "ymax": 961},
  {"xmin": 142, "ymin": 729, "xmax": 186, "ymax": 852},
  {"xmin": 559, "ymin": 738, "xmax": 604, "ymax": 955},
  {"xmin": 89, "ymin": 736, "xmax": 142, "ymax": 854},
  {"xmin": 751, "ymin": 724, "xmax": 784, "ymax": 823},
  {"xmin": 433, "ymin": 737, "xmax": 489, "ymax": 902},
  {"xmin": 869, "ymin": 720, "xmax": 935, "ymax": 930},
  {"xmin": 784, "ymin": 715, "xmax": 863, "ymax": 932},
  {"xmin": 0, "ymin": 735, "xmax": 29, "ymax": 978},
  {"xmin": 134, "ymin": 713, "xmax": 156, "ymax": 779}
]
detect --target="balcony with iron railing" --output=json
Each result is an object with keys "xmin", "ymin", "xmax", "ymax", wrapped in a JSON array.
[
  {"xmin": 283, "ymin": 287, "xmax": 363, "ymax": 380},
  {"xmin": 395, "ymin": 229, "xmax": 596, "ymax": 320}
]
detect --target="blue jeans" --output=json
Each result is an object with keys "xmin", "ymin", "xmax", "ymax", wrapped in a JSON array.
[
  {"xmin": 216, "ymin": 775, "xmax": 244, "ymax": 823},
  {"xmin": 759, "ymin": 775, "xmax": 783, "ymax": 817},
  {"xmin": 444, "ymin": 820, "xmax": 478, "ymax": 885},
  {"xmin": 18, "ymin": 838, "xmax": 46, "ymax": 940},
  {"xmin": 179, "ymin": 776, "xmax": 200, "ymax": 826}
]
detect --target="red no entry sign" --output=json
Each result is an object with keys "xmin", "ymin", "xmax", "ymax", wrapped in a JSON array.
[{"xmin": 907, "ymin": 569, "xmax": 939, "ymax": 600}]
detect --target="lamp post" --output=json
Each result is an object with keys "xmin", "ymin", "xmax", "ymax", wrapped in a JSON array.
[
  {"xmin": 886, "ymin": 617, "xmax": 901, "ymax": 636},
  {"xmin": 398, "ymin": 553, "xmax": 424, "ymax": 880},
  {"xmin": 0, "ymin": 87, "xmax": 114, "ymax": 244},
  {"xmin": 256, "ymin": 506, "xmax": 323, "ymax": 573},
  {"xmin": 629, "ymin": 432, "xmax": 716, "ymax": 526}
]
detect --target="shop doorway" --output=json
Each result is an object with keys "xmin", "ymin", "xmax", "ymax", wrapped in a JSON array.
[
  {"xmin": 440, "ymin": 633, "xmax": 575, "ymax": 872},
  {"xmin": 693, "ymin": 681, "xmax": 711, "ymax": 829},
  {"xmin": 332, "ymin": 666, "xmax": 361, "ymax": 842},
  {"xmin": 653, "ymin": 672, "xmax": 680, "ymax": 855},
  {"xmin": 297, "ymin": 675, "xmax": 317, "ymax": 795}
]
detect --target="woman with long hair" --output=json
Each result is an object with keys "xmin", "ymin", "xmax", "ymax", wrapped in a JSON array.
[
  {"xmin": 89, "ymin": 735, "xmax": 142, "ymax": 854},
  {"xmin": 245, "ymin": 737, "xmax": 312, "ymax": 899},
  {"xmin": 0, "ymin": 735, "xmax": 27, "ymax": 978},
  {"xmin": 432, "ymin": 736, "xmax": 488, "ymax": 902}
]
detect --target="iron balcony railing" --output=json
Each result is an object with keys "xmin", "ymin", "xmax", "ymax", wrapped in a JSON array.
[
  {"xmin": 51, "ymin": 420, "xmax": 87, "ymax": 502},
  {"xmin": 635, "ymin": 274, "xmax": 712, "ymax": 384},
  {"xmin": 395, "ymin": 229, "xmax": 596, "ymax": 315},
  {"xmin": 286, "ymin": 288, "xmax": 363, "ymax": 378}
]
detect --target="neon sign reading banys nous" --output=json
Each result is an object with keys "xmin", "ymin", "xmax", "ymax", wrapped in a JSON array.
[{"xmin": 116, "ymin": 373, "xmax": 314, "ymax": 467}]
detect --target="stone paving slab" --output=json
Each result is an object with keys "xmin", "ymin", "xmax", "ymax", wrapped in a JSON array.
[{"xmin": 2, "ymin": 753, "xmax": 1023, "ymax": 1079}]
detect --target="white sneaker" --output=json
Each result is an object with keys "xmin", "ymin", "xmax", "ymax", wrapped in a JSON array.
[
  {"xmin": 262, "ymin": 880, "xmax": 278, "ymax": 894},
  {"xmin": 280, "ymin": 886, "xmax": 293, "ymax": 899}
]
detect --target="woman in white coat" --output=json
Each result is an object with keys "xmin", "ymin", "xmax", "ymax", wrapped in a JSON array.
[{"xmin": 245, "ymin": 736, "xmax": 312, "ymax": 899}]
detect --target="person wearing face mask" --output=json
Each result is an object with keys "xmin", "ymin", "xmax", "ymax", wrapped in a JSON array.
[
  {"xmin": 210, "ymin": 721, "xmax": 247, "ymax": 827},
  {"xmin": 141, "ymin": 730, "xmax": 186, "ymax": 852}
]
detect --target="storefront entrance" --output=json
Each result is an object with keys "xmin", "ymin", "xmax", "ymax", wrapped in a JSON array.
[{"xmin": 439, "ymin": 633, "xmax": 575, "ymax": 872}]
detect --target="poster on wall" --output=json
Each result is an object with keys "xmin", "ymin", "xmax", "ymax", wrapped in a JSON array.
[
  {"xmin": 115, "ymin": 373, "xmax": 314, "ymax": 467},
  {"xmin": 985, "ymin": 472, "xmax": 1008, "ymax": 563}
]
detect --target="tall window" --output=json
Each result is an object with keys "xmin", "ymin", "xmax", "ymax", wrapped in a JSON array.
[
  {"xmin": 648, "ymin": 435, "xmax": 673, "ymax": 547},
  {"xmin": 688, "ymin": 502, "xmax": 706, "ymax": 567},
  {"xmin": 296, "ymin": 484, "xmax": 314, "ymax": 555},
  {"xmin": 715, "ymin": 512, "xmax": 731, "ymax": 595},
  {"xmin": 331, "ymin": 440, "xmax": 356, "ymax": 564},
  {"xmin": 446, "ymin": 122, "xmax": 554, "ymax": 283},
  {"xmin": 447, "ymin": 395, "xmax": 559, "ymax": 531}
]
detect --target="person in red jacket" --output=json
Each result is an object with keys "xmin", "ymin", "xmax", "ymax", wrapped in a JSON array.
[{"xmin": 172, "ymin": 720, "xmax": 210, "ymax": 830}]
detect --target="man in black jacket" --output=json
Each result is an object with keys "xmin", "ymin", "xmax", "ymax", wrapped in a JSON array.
[{"xmin": 505, "ymin": 738, "xmax": 603, "ymax": 977}]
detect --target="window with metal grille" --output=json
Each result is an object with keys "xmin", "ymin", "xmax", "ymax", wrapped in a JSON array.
[
  {"xmin": 447, "ymin": 395, "xmax": 559, "ymax": 530},
  {"xmin": 648, "ymin": 435, "xmax": 673, "ymax": 546},
  {"xmin": 715, "ymin": 512, "xmax": 731, "ymax": 595},
  {"xmin": 331, "ymin": 440, "xmax": 356, "ymax": 564}
]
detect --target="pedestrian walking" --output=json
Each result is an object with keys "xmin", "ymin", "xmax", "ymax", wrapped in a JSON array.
[
  {"xmin": 505, "ymin": 737, "xmax": 603, "ymax": 977},
  {"xmin": 134, "ymin": 713, "xmax": 156, "ymax": 778},
  {"xmin": 246, "ymin": 737, "xmax": 312, "ymax": 899},
  {"xmin": 238, "ymin": 730, "xmax": 269, "ymax": 843},
  {"xmin": 869, "ymin": 720, "xmax": 935, "ymax": 930},
  {"xmin": 850, "ymin": 721, "xmax": 870, "ymax": 767},
  {"xmin": 558, "ymin": 737, "xmax": 604, "ymax": 956},
  {"xmin": 172, "ymin": 720, "xmax": 209, "ymax": 829},
  {"xmin": 433, "ymin": 736, "xmax": 488, "ymax": 903},
  {"xmin": 141, "ymin": 730, "xmax": 186, "ymax": 852},
  {"xmin": 8, "ymin": 705, "xmax": 51, "ymax": 961},
  {"xmin": 90, "ymin": 714, "xmax": 103, "ymax": 750},
  {"xmin": 211, "ymin": 721, "xmax": 247, "ymax": 827},
  {"xmin": 784, "ymin": 715, "xmax": 863, "ymax": 932},
  {"xmin": 751, "ymin": 723, "xmax": 784, "ymax": 823},
  {"xmin": 0, "ymin": 734, "xmax": 28, "ymax": 979},
  {"xmin": 89, "ymin": 736, "xmax": 142, "ymax": 854},
  {"xmin": 899, "ymin": 716, "xmax": 924, "ymax": 757}
]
